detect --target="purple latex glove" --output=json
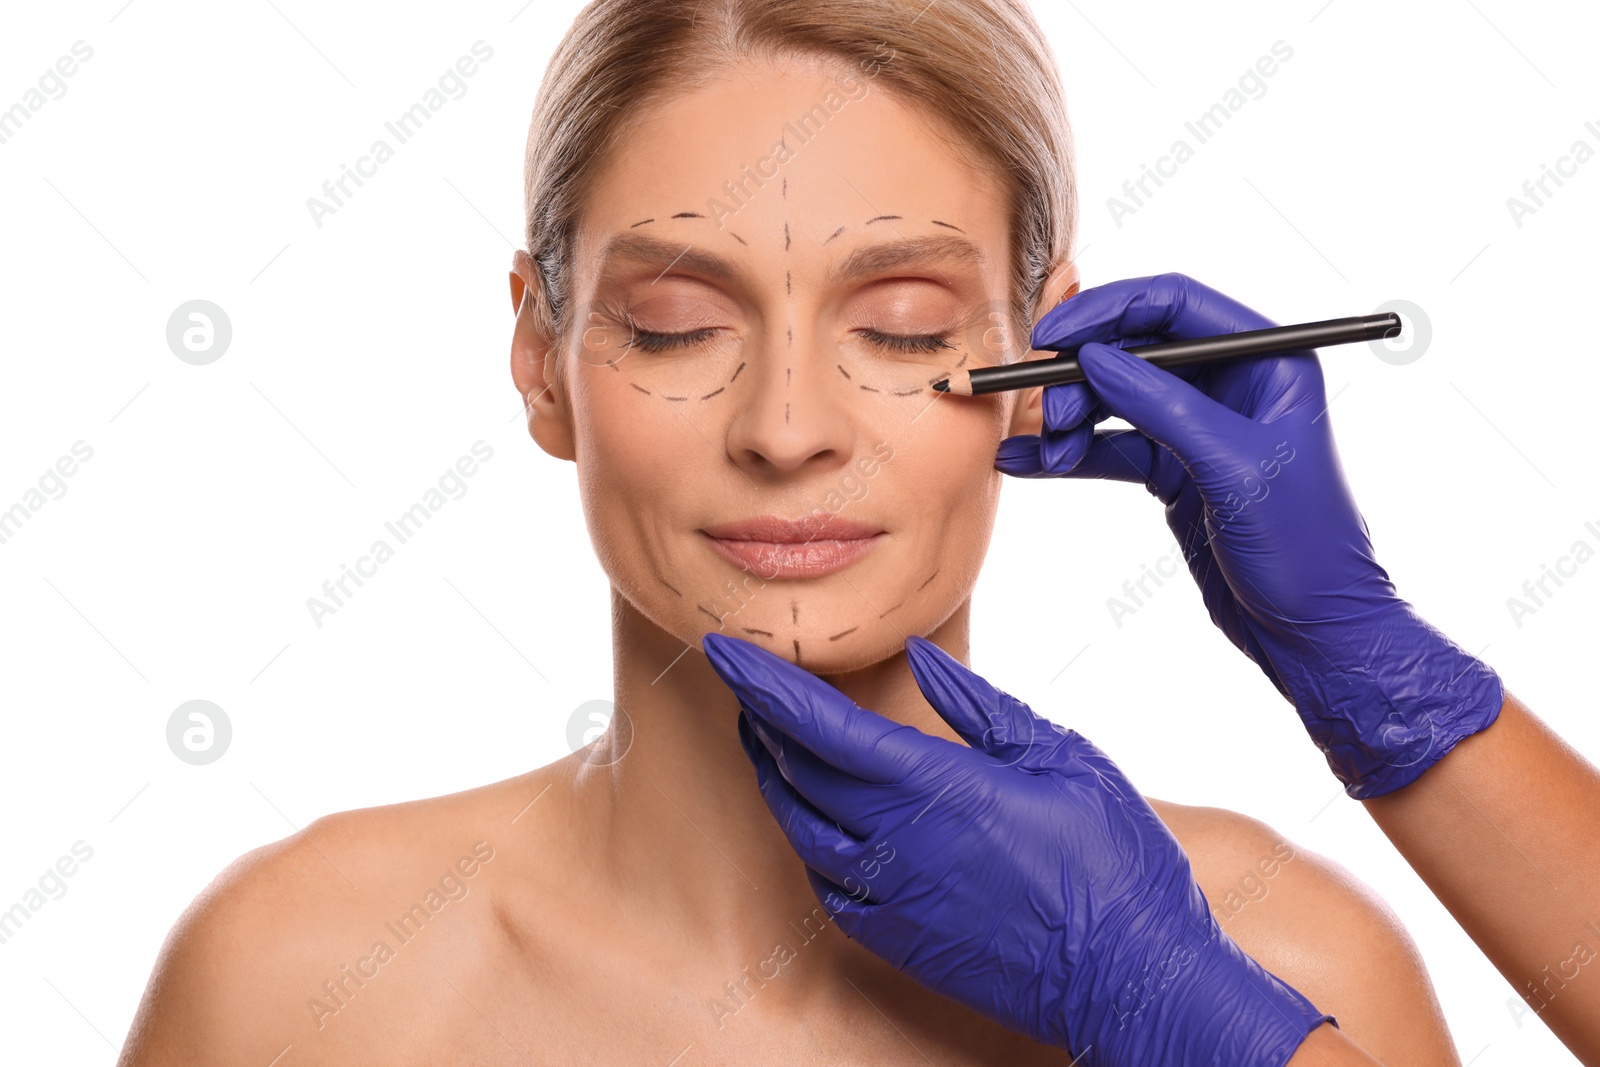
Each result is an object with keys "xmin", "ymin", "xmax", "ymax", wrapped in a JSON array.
[
  {"xmin": 702, "ymin": 629, "xmax": 1333, "ymax": 1066},
  {"xmin": 997, "ymin": 273, "xmax": 1504, "ymax": 798}
]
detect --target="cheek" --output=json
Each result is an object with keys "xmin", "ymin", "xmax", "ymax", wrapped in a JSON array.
[
  {"xmin": 572, "ymin": 367, "xmax": 706, "ymax": 480},
  {"xmin": 877, "ymin": 407, "xmax": 1006, "ymax": 563},
  {"xmin": 569, "ymin": 372, "xmax": 715, "ymax": 574},
  {"xmin": 889, "ymin": 395, "xmax": 1008, "ymax": 493}
]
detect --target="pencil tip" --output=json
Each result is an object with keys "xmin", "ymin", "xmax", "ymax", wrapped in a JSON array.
[
  {"xmin": 932, "ymin": 379, "xmax": 949, "ymax": 392},
  {"xmin": 943, "ymin": 372, "xmax": 973, "ymax": 397}
]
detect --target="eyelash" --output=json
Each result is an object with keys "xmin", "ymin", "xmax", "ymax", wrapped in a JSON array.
[{"xmin": 619, "ymin": 320, "xmax": 956, "ymax": 356}]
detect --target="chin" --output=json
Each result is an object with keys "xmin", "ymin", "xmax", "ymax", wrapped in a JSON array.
[
  {"xmin": 693, "ymin": 580, "xmax": 951, "ymax": 675},
  {"xmin": 699, "ymin": 621, "xmax": 905, "ymax": 676}
]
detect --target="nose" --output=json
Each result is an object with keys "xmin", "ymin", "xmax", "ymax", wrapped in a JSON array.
[{"xmin": 724, "ymin": 326, "xmax": 855, "ymax": 480}]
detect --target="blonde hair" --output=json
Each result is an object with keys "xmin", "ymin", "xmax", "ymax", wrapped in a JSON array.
[{"xmin": 524, "ymin": 0, "xmax": 1077, "ymax": 394}]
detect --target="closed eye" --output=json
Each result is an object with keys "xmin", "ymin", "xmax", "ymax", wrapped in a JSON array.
[
  {"xmin": 619, "ymin": 326, "xmax": 955, "ymax": 355},
  {"xmin": 621, "ymin": 326, "xmax": 719, "ymax": 354},
  {"xmin": 855, "ymin": 328, "xmax": 956, "ymax": 355}
]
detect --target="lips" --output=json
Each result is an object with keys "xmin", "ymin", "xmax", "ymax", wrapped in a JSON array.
[{"xmin": 700, "ymin": 514, "xmax": 887, "ymax": 579}]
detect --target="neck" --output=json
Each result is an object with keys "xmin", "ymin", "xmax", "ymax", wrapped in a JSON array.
[{"xmin": 580, "ymin": 585, "xmax": 971, "ymax": 969}]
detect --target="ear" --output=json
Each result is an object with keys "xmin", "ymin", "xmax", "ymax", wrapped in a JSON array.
[
  {"xmin": 510, "ymin": 249, "xmax": 576, "ymax": 462},
  {"xmin": 1006, "ymin": 257, "xmax": 1081, "ymax": 438}
]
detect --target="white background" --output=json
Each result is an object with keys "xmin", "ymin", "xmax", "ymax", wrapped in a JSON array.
[{"xmin": 1, "ymin": 0, "xmax": 1595, "ymax": 1062}]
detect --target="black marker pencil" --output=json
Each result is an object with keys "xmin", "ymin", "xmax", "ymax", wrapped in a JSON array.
[{"xmin": 933, "ymin": 312, "xmax": 1403, "ymax": 396}]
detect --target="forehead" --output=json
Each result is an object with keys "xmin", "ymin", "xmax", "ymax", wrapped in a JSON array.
[{"xmin": 573, "ymin": 58, "xmax": 1011, "ymax": 272}]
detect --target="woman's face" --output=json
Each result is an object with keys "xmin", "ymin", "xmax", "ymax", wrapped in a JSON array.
[{"xmin": 518, "ymin": 55, "xmax": 1061, "ymax": 674}]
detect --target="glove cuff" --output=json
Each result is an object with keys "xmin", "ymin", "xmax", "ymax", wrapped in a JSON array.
[
  {"xmin": 1073, "ymin": 921, "xmax": 1333, "ymax": 1066},
  {"xmin": 1263, "ymin": 602, "xmax": 1504, "ymax": 799}
]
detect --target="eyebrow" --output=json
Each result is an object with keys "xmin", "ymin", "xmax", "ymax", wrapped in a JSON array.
[{"xmin": 594, "ymin": 231, "xmax": 987, "ymax": 286}]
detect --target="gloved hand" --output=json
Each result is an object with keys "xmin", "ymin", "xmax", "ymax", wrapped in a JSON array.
[
  {"xmin": 702, "ymin": 629, "xmax": 1333, "ymax": 1066},
  {"xmin": 996, "ymin": 273, "xmax": 1504, "ymax": 798}
]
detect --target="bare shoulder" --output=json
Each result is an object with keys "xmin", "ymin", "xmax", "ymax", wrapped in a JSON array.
[
  {"xmin": 1149, "ymin": 799, "xmax": 1461, "ymax": 1067},
  {"xmin": 116, "ymin": 763, "xmax": 571, "ymax": 1067}
]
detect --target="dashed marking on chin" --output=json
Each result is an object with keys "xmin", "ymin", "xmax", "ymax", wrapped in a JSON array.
[
  {"xmin": 791, "ymin": 600, "xmax": 799, "ymax": 624},
  {"xmin": 700, "ymin": 387, "xmax": 725, "ymax": 400},
  {"xmin": 741, "ymin": 627, "xmax": 774, "ymax": 638},
  {"xmin": 793, "ymin": 638, "xmax": 802, "ymax": 664},
  {"xmin": 827, "ymin": 626, "xmax": 858, "ymax": 641},
  {"xmin": 696, "ymin": 605, "xmax": 723, "ymax": 626},
  {"xmin": 866, "ymin": 571, "xmax": 937, "ymax": 621},
  {"xmin": 658, "ymin": 575, "xmax": 682, "ymax": 597}
]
